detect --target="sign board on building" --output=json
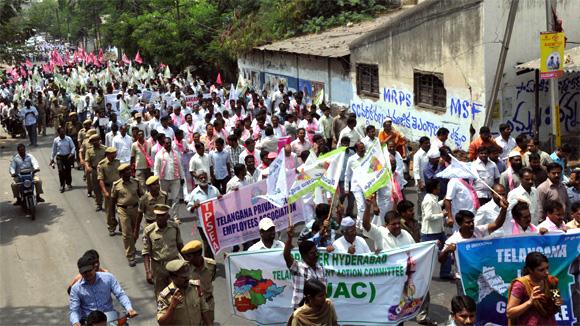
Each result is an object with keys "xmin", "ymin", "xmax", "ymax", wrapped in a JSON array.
[{"xmin": 540, "ymin": 32, "xmax": 565, "ymax": 79}]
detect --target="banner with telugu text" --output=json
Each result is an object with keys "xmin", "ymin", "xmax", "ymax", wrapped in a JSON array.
[
  {"xmin": 226, "ymin": 242, "xmax": 437, "ymax": 325},
  {"xmin": 198, "ymin": 180, "xmax": 305, "ymax": 255},
  {"xmin": 455, "ymin": 233, "xmax": 580, "ymax": 326}
]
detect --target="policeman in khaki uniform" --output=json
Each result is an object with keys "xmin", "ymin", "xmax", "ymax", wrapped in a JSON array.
[
  {"xmin": 181, "ymin": 240, "xmax": 217, "ymax": 324},
  {"xmin": 80, "ymin": 129, "xmax": 96, "ymax": 195},
  {"xmin": 138, "ymin": 176, "xmax": 168, "ymax": 228},
  {"xmin": 84, "ymin": 134, "xmax": 106, "ymax": 209},
  {"xmin": 156, "ymin": 259, "xmax": 211, "ymax": 326},
  {"xmin": 98, "ymin": 147, "xmax": 121, "ymax": 235},
  {"xmin": 65, "ymin": 112, "xmax": 82, "ymax": 167},
  {"xmin": 77, "ymin": 119, "xmax": 93, "ymax": 151},
  {"xmin": 143, "ymin": 204, "xmax": 184, "ymax": 298},
  {"xmin": 111, "ymin": 163, "xmax": 144, "ymax": 266}
]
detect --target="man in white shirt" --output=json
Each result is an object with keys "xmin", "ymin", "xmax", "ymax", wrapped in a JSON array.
[
  {"xmin": 344, "ymin": 142, "xmax": 366, "ymax": 229},
  {"xmin": 444, "ymin": 178, "xmax": 478, "ymax": 230},
  {"xmin": 256, "ymin": 126, "xmax": 278, "ymax": 153},
  {"xmin": 153, "ymin": 137, "xmax": 184, "ymax": 208},
  {"xmin": 362, "ymin": 199, "xmax": 415, "ymax": 251},
  {"xmin": 439, "ymin": 204, "xmax": 507, "ymax": 286},
  {"xmin": 475, "ymin": 184, "xmax": 506, "ymax": 226},
  {"xmin": 290, "ymin": 128, "xmax": 311, "ymax": 158},
  {"xmin": 186, "ymin": 170, "xmax": 221, "ymax": 259},
  {"xmin": 413, "ymin": 136, "xmax": 431, "ymax": 193},
  {"xmin": 188, "ymin": 142, "xmax": 210, "ymax": 181},
  {"xmin": 270, "ymin": 84, "xmax": 285, "ymax": 113},
  {"xmin": 20, "ymin": 100, "xmax": 38, "ymax": 146},
  {"xmin": 248, "ymin": 218, "xmax": 285, "ymax": 251},
  {"xmin": 226, "ymin": 164, "xmax": 249, "ymax": 193},
  {"xmin": 179, "ymin": 113, "xmax": 197, "ymax": 145},
  {"xmin": 472, "ymin": 147, "xmax": 500, "ymax": 204},
  {"xmin": 338, "ymin": 116, "xmax": 362, "ymax": 147},
  {"xmin": 156, "ymin": 116, "xmax": 175, "ymax": 140},
  {"xmin": 244, "ymin": 156, "xmax": 261, "ymax": 183},
  {"xmin": 131, "ymin": 113, "xmax": 148, "ymax": 138},
  {"xmin": 506, "ymin": 167, "xmax": 538, "ymax": 225},
  {"xmin": 537, "ymin": 200, "xmax": 567, "ymax": 233},
  {"xmin": 361, "ymin": 125, "xmax": 379, "ymax": 148},
  {"xmin": 493, "ymin": 201, "xmax": 542, "ymax": 237},
  {"xmin": 495, "ymin": 123, "xmax": 517, "ymax": 163},
  {"xmin": 112, "ymin": 125, "xmax": 133, "ymax": 164},
  {"xmin": 239, "ymin": 138, "xmax": 261, "ymax": 168},
  {"xmin": 330, "ymin": 217, "xmax": 370, "ymax": 254}
]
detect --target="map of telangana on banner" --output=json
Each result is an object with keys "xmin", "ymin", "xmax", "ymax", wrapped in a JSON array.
[
  {"xmin": 225, "ymin": 242, "xmax": 437, "ymax": 325},
  {"xmin": 455, "ymin": 232, "xmax": 580, "ymax": 326}
]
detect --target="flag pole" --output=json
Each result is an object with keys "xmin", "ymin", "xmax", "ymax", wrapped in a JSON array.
[
  {"xmin": 287, "ymin": 197, "xmax": 293, "ymax": 227},
  {"xmin": 325, "ymin": 185, "xmax": 339, "ymax": 222}
]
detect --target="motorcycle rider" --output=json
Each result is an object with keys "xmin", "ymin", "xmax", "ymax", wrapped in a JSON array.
[
  {"xmin": 69, "ymin": 255, "xmax": 138, "ymax": 326},
  {"xmin": 9, "ymin": 143, "xmax": 45, "ymax": 205}
]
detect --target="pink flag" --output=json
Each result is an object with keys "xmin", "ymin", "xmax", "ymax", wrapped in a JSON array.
[
  {"xmin": 20, "ymin": 66, "xmax": 27, "ymax": 77},
  {"xmin": 216, "ymin": 72, "xmax": 222, "ymax": 85},
  {"xmin": 11, "ymin": 69, "xmax": 19, "ymax": 79},
  {"xmin": 134, "ymin": 50, "xmax": 143, "ymax": 64},
  {"xmin": 98, "ymin": 48, "xmax": 104, "ymax": 63},
  {"xmin": 122, "ymin": 53, "xmax": 130, "ymax": 65},
  {"xmin": 42, "ymin": 64, "xmax": 50, "ymax": 73},
  {"xmin": 25, "ymin": 59, "xmax": 33, "ymax": 68}
]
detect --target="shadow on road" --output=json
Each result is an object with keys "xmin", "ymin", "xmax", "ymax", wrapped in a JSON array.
[
  {"xmin": 0, "ymin": 297, "xmax": 156, "ymax": 325},
  {"xmin": 0, "ymin": 201, "xmax": 63, "ymax": 245}
]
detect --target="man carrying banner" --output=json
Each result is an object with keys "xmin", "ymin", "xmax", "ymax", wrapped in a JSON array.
[
  {"xmin": 329, "ymin": 216, "xmax": 370, "ymax": 254},
  {"xmin": 439, "ymin": 201, "xmax": 508, "ymax": 293},
  {"xmin": 284, "ymin": 226, "xmax": 327, "ymax": 310},
  {"xmin": 248, "ymin": 218, "xmax": 284, "ymax": 251},
  {"xmin": 187, "ymin": 170, "xmax": 220, "ymax": 259}
]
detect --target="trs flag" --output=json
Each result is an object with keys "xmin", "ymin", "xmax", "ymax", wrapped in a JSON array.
[
  {"xmin": 121, "ymin": 53, "xmax": 130, "ymax": 65},
  {"xmin": 257, "ymin": 149, "xmax": 288, "ymax": 207},
  {"xmin": 354, "ymin": 140, "xmax": 391, "ymax": 198},
  {"xmin": 98, "ymin": 48, "xmax": 104, "ymax": 63},
  {"xmin": 436, "ymin": 155, "xmax": 479, "ymax": 180},
  {"xmin": 25, "ymin": 59, "xmax": 32, "ymax": 68},
  {"xmin": 134, "ymin": 50, "xmax": 143, "ymax": 64},
  {"xmin": 216, "ymin": 72, "xmax": 222, "ymax": 85}
]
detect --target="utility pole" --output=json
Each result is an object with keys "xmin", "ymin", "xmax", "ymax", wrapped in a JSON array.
[
  {"xmin": 546, "ymin": 0, "xmax": 561, "ymax": 148},
  {"xmin": 484, "ymin": 0, "xmax": 518, "ymax": 128}
]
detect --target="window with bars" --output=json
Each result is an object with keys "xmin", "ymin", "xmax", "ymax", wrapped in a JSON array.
[
  {"xmin": 413, "ymin": 71, "xmax": 447, "ymax": 111},
  {"xmin": 356, "ymin": 64, "xmax": 379, "ymax": 98}
]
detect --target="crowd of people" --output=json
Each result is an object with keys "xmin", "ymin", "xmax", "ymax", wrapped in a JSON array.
[{"xmin": 2, "ymin": 49, "xmax": 579, "ymax": 326}]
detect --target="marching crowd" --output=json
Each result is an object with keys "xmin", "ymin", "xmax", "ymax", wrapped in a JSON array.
[{"xmin": 2, "ymin": 50, "xmax": 579, "ymax": 326}]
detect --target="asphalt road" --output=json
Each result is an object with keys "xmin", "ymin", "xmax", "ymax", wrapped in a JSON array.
[{"xmin": 0, "ymin": 128, "xmax": 456, "ymax": 326}]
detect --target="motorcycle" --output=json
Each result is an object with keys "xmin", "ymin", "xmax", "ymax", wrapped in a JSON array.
[
  {"xmin": 15, "ymin": 168, "xmax": 37, "ymax": 220},
  {"xmin": 9, "ymin": 115, "xmax": 26, "ymax": 138},
  {"xmin": 104, "ymin": 310, "xmax": 131, "ymax": 326}
]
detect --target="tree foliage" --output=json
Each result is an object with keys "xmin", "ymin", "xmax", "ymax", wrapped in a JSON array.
[{"xmin": 18, "ymin": 0, "xmax": 395, "ymax": 76}]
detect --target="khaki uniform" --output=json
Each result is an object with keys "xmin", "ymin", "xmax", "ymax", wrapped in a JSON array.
[
  {"xmin": 190, "ymin": 258, "xmax": 217, "ymax": 324},
  {"xmin": 156, "ymin": 280, "xmax": 208, "ymax": 325},
  {"xmin": 138, "ymin": 190, "xmax": 168, "ymax": 226},
  {"xmin": 111, "ymin": 177, "xmax": 143, "ymax": 258},
  {"xmin": 65, "ymin": 121, "xmax": 82, "ymax": 163},
  {"xmin": 85, "ymin": 145, "xmax": 106, "ymax": 207},
  {"xmin": 97, "ymin": 158, "xmax": 121, "ymax": 231},
  {"xmin": 142, "ymin": 221, "xmax": 183, "ymax": 297}
]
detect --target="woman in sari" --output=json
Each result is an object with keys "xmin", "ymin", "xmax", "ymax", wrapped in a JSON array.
[
  {"xmin": 288, "ymin": 279, "xmax": 338, "ymax": 326},
  {"xmin": 506, "ymin": 252, "xmax": 562, "ymax": 325}
]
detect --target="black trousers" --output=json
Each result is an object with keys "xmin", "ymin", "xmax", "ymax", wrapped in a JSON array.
[
  {"xmin": 213, "ymin": 176, "xmax": 230, "ymax": 195},
  {"xmin": 56, "ymin": 155, "xmax": 73, "ymax": 187}
]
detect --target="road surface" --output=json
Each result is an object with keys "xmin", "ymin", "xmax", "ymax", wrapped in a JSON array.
[{"xmin": 0, "ymin": 129, "xmax": 455, "ymax": 325}]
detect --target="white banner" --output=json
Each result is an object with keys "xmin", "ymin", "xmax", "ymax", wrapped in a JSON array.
[{"xmin": 226, "ymin": 242, "xmax": 437, "ymax": 325}]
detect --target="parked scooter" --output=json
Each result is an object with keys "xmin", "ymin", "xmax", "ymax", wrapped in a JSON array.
[
  {"xmin": 9, "ymin": 115, "xmax": 26, "ymax": 138},
  {"xmin": 14, "ymin": 168, "xmax": 37, "ymax": 220}
]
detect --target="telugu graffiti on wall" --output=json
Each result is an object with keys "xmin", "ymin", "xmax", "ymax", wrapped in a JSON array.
[
  {"xmin": 508, "ymin": 74, "xmax": 580, "ymax": 136},
  {"xmin": 351, "ymin": 86, "xmax": 482, "ymax": 150}
]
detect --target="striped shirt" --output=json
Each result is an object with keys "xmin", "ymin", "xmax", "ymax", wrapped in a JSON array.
[{"xmin": 290, "ymin": 260, "xmax": 326, "ymax": 309}]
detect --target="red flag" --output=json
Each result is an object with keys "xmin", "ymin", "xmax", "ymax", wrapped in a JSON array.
[
  {"xmin": 98, "ymin": 48, "xmax": 104, "ymax": 63},
  {"xmin": 134, "ymin": 50, "xmax": 143, "ymax": 64},
  {"xmin": 216, "ymin": 72, "xmax": 222, "ymax": 85},
  {"xmin": 25, "ymin": 59, "xmax": 33, "ymax": 68},
  {"xmin": 122, "ymin": 53, "xmax": 130, "ymax": 65}
]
